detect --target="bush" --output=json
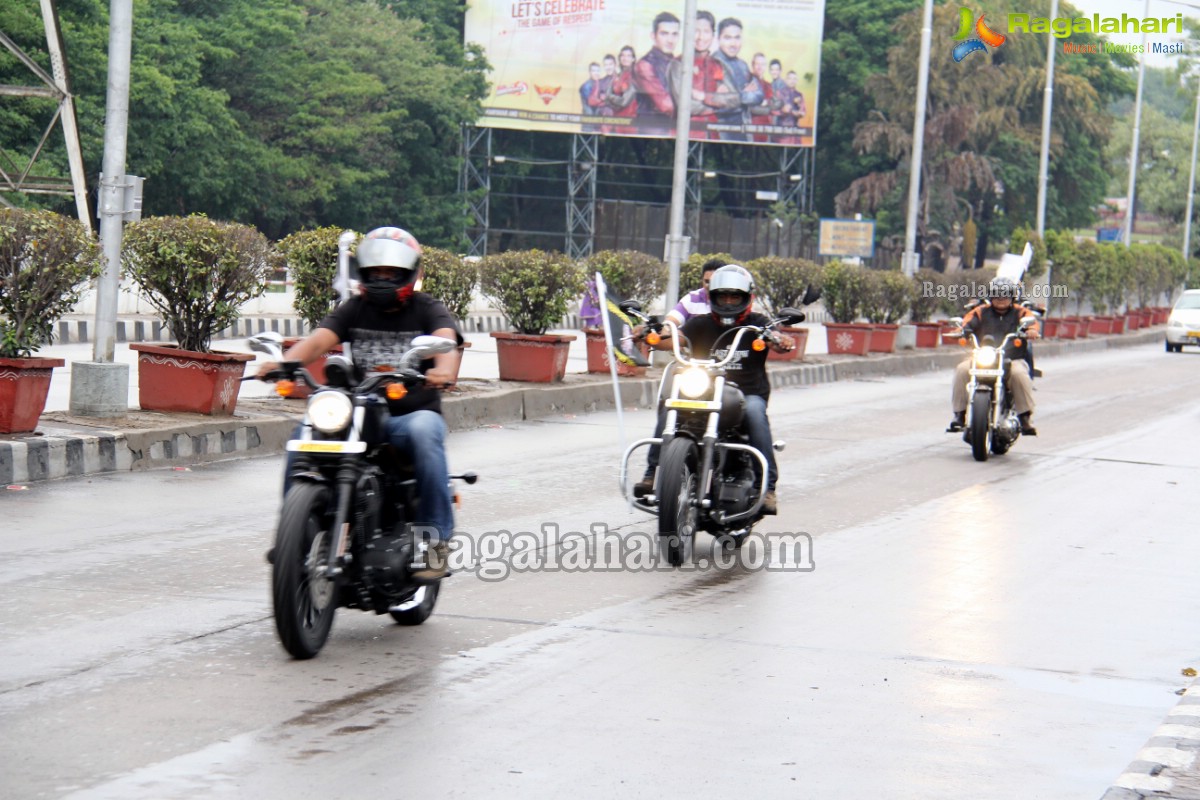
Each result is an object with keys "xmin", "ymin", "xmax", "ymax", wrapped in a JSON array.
[
  {"xmin": 0, "ymin": 209, "xmax": 103, "ymax": 358},
  {"xmin": 909, "ymin": 269, "xmax": 943, "ymax": 322},
  {"xmin": 820, "ymin": 260, "xmax": 869, "ymax": 323},
  {"xmin": 478, "ymin": 249, "xmax": 585, "ymax": 335},
  {"xmin": 862, "ymin": 268, "xmax": 915, "ymax": 324},
  {"xmin": 680, "ymin": 251, "xmax": 735, "ymax": 297},
  {"xmin": 123, "ymin": 215, "xmax": 280, "ymax": 353},
  {"xmin": 582, "ymin": 249, "xmax": 668, "ymax": 308},
  {"xmin": 746, "ymin": 256, "xmax": 822, "ymax": 317},
  {"xmin": 277, "ymin": 226, "xmax": 346, "ymax": 329},
  {"xmin": 421, "ymin": 247, "xmax": 477, "ymax": 321}
]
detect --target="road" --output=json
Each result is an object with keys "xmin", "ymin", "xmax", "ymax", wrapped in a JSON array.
[{"xmin": 3, "ymin": 342, "xmax": 1199, "ymax": 799}]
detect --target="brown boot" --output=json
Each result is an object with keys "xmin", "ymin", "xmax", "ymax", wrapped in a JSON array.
[
  {"xmin": 762, "ymin": 491, "xmax": 778, "ymax": 515},
  {"xmin": 412, "ymin": 541, "xmax": 450, "ymax": 583}
]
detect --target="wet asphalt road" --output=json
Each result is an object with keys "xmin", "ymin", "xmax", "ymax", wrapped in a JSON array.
[{"xmin": 3, "ymin": 343, "xmax": 1199, "ymax": 799}]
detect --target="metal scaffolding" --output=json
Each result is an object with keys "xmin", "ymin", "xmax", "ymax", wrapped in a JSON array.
[
  {"xmin": 685, "ymin": 141, "xmax": 704, "ymax": 243},
  {"xmin": 458, "ymin": 125, "xmax": 491, "ymax": 257},
  {"xmin": 566, "ymin": 133, "xmax": 597, "ymax": 259},
  {"xmin": 0, "ymin": 0, "xmax": 91, "ymax": 232}
]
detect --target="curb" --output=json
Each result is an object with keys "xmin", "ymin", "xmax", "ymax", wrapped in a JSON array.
[
  {"xmin": 1, "ymin": 327, "xmax": 1167, "ymax": 485},
  {"xmin": 1101, "ymin": 680, "xmax": 1200, "ymax": 800}
]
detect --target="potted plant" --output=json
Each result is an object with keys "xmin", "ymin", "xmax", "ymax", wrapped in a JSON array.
[
  {"xmin": 479, "ymin": 249, "xmax": 585, "ymax": 382},
  {"xmin": 122, "ymin": 215, "xmax": 279, "ymax": 415},
  {"xmin": 747, "ymin": 255, "xmax": 820, "ymax": 361},
  {"xmin": 420, "ymin": 246, "xmax": 479, "ymax": 382},
  {"xmin": 277, "ymin": 226, "xmax": 349, "ymax": 398},
  {"xmin": 581, "ymin": 249, "xmax": 666, "ymax": 375},
  {"xmin": 861, "ymin": 268, "xmax": 914, "ymax": 353},
  {"xmin": 909, "ymin": 269, "xmax": 944, "ymax": 347},
  {"xmin": 820, "ymin": 260, "xmax": 873, "ymax": 355},
  {"xmin": 0, "ymin": 208, "xmax": 103, "ymax": 433}
]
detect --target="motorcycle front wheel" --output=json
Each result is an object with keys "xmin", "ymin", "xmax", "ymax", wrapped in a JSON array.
[
  {"xmin": 969, "ymin": 391, "xmax": 992, "ymax": 462},
  {"xmin": 272, "ymin": 482, "xmax": 337, "ymax": 659},
  {"xmin": 658, "ymin": 437, "xmax": 699, "ymax": 567}
]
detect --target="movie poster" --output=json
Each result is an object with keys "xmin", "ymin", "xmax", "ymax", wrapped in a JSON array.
[{"xmin": 464, "ymin": 0, "xmax": 825, "ymax": 147}]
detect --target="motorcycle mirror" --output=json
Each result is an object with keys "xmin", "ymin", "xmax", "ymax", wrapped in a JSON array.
[
  {"xmin": 619, "ymin": 300, "xmax": 642, "ymax": 314},
  {"xmin": 248, "ymin": 331, "xmax": 285, "ymax": 359},
  {"xmin": 949, "ymin": 316, "xmax": 964, "ymax": 328},
  {"xmin": 1019, "ymin": 316, "xmax": 1037, "ymax": 329},
  {"xmin": 401, "ymin": 335, "xmax": 458, "ymax": 367},
  {"xmin": 800, "ymin": 284, "xmax": 822, "ymax": 306},
  {"xmin": 776, "ymin": 307, "xmax": 806, "ymax": 326}
]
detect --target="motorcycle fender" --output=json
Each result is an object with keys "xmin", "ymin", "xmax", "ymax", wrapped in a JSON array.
[{"xmin": 290, "ymin": 470, "xmax": 329, "ymax": 486}]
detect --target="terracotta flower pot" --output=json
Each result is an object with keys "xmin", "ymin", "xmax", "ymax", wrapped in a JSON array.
[
  {"xmin": 0, "ymin": 356, "xmax": 65, "ymax": 433},
  {"xmin": 824, "ymin": 323, "xmax": 873, "ymax": 356},
  {"xmin": 1087, "ymin": 316, "xmax": 1113, "ymax": 336},
  {"xmin": 1041, "ymin": 318, "xmax": 1059, "ymax": 338},
  {"xmin": 766, "ymin": 326, "xmax": 809, "ymax": 361},
  {"xmin": 130, "ymin": 343, "xmax": 255, "ymax": 415},
  {"xmin": 490, "ymin": 332, "xmax": 575, "ymax": 383},
  {"xmin": 868, "ymin": 323, "xmax": 898, "ymax": 353},
  {"xmin": 1056, "ymin": 319, "xmax": 1077, "ymax": 340},
  {"xmin": 584, "ymin": 328, "xmax": 647, "ymax": 376},
  {"xmin": 281, "ymin": 338, "xmax": 344, "ymax": 399},
  {"xmin": 1109, "ymin": 315, "xmax": 1127, "ymax": 334},
  {"xmin": 913, "ymin": 322, "xmax": 942, "ymax": 348}
]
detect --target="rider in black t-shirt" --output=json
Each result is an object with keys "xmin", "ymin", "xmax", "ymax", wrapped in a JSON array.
[{"xmin": 256, "ymin": 227, "xmax": 461, "ymax": 580}]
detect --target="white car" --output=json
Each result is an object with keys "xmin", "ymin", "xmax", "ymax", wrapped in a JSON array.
[{"xmin": 1165, "ymin": 289, "xmax": 1200, "ymax": 352}]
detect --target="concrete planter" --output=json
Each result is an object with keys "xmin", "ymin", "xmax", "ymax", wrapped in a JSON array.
[
  {"xmin": 0, "ymin": 356, "xmax": 64, "ymax": 433},
  {"xmin": 895, "ymin": 324, "xmax": 917, "ymax": 350},
  {"xmin": 824, "ymin": 323, "xmax": 873, "ymax": 356},
  {"xmin": 913, "ymin": 322, "xmax": 941, "ymax": 348},
  {"xmin": 584, "ymin": 328, "xmax": 647, "ymax": 376},
  {"xmin": 766, "ymin": 326, "xmax": 810, "ymax": 362},
  {"xmin": 130, "ymin": 343, "xmax": 254, "ymax": 416},
  {"xmin": 490, "ymin": 332, "xmax": 575, "ymax": 383},
  {"xmin": 868, "ymin": 324, "xmax": 899, "ymax": 353}
]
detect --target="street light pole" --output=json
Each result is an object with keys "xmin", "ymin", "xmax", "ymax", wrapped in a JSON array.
[
  {"xmin": 1122, "ymin": 0, "xmax": 1151, "ymax": 247},
  {"xmin": 902, "ymin": 0, "xmax": 934, "ymax": 277},
  {"xmin": 666, "ymin": 0, "xmax": 698, "ymax": 311},
  {"xmin": 1036, "ymin": 0, "xmax": 1058, "ymax": 239},
  {"xmin": 1183, "ymin": 68, "xmax": 1200, "ymax": 265}
]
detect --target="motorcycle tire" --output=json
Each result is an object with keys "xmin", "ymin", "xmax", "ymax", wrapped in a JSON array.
[
  {"xmin": 969, "ymin": 391, "xmax": 992, "ymax": 462},
  {"xmin": 658, "ymin": 437, "xmax": 699, "ymax": 567},
  {"xmin": 390, "ymin": 582, "xmax": 441, "ymax": 625},
  {"xmin": 272, "ymin": 482, "xmax": 337, "ymax": 659}
]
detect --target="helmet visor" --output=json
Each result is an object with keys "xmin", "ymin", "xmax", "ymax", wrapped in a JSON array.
[{"xmin": 356, "ymin": 238, "xmax": 420, "ymax": 271}]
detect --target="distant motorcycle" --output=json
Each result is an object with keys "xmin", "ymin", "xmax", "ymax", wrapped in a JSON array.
[
  {"xmin": 619, "ymin": 298, "xmax": 812, "ymax": 565},
  {"xmin": 247, "ymin": 332, "xmax": 476, "ymax": 659},
  {"xmin": 949, "ymin": 314, "xmax": 1039, "ymax": 462}
]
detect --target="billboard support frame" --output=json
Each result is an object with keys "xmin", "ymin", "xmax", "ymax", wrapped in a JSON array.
[
  {"xmin": 567, "ymin": 133, "xmax": 598, "ymax": 259},
  {"xmin": 459, "ymin": 124, "xmax": 492, "ymax": 257}
]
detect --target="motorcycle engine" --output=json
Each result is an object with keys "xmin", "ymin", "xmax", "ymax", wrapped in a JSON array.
[
  {"xmin": 360, "ymin": 523, "xmax": 414, "ymax": 599},
  {"xmin": 716, "ymin": 463, "xmax": 757, "ymax": 514}
]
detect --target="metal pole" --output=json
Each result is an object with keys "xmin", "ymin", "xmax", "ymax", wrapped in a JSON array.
[
  {"xmin": 902, "ymin": 0, "xmax": 934, "ymax": 276},
  {"xmin": 94, "ymin": 0, "xmax": 133, "ymax": 363},
  {"xmin": 1183, "ymin": 69, "xmax": 1200, "ymax": 263},
  {"xmin": 40, "ymin": 0, "xmax": 91, "ymax": 233},
  {"xmin": 1036, "ymin": 0, "xmax": 1058, "ymax": 238},
  {"xmin": 1123, "ymin": 0, "xmax": 1151, "ymax": 247},
  {"xmin": 665, "ymin": 0, "xmax": 697, "ymax": 309}
]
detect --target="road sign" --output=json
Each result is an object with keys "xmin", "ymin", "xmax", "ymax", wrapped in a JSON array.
[{"xmin": 818, "ymin": 218, "xmax": 875, "ymax": 258}]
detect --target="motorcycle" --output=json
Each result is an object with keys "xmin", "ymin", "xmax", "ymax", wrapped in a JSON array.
[
  {"xmin": 949, "ymin": 313, "xmax": 1039, "ymax": 462},
  {"xmin": 618, "ymin": 302, "xmax": 810, "ymax": 566},
  {"xmin": 247, "ymin": 331, "xmax": 477, "ymax": 659}
]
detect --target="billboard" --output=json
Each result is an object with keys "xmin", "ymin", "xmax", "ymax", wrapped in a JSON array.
[{"xmin": 464, "ymin": 1, "xmax": 825, "ymax": 147}]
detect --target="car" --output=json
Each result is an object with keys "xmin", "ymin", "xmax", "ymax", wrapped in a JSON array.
[{"xmin": 1165, "ymin": 289, "xmax": 1200, "ymax": 352}]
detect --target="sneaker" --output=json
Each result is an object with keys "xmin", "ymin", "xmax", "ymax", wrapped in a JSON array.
[
  {"xmin": 1019, "ymin": 413, "xmax": 1038, "ymax": 436},
  {"xmin": 761, "ymin": 491, "xmax": 778, "ymax": 515},
  {"xmin": 633, "ymin": 472, "xmax": 656, "ymax": 498},
  {"xmin": 411, "ymin": 542, "xmax": 450, "ymax": 583},
  {"xmin": 946, "ymin": 411, "xmax": 966, "ymax": 433}
]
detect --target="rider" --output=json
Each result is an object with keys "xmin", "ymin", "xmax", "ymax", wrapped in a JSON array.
[
  {"xmin": 638, "ymin": 264, "xmax": 793, "ymax": 514},
  {"xmin": 947, "ymin": 275, "xmax": 1040, "ymax": 436},
  {"xmin": 256, "ymin": 226, "xmax": 462, "ymax": 581}
]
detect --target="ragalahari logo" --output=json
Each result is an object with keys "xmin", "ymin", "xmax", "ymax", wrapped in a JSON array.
[{"xmin": 953, "ymin": 7, "xmax": 1006, "ymax": 61}]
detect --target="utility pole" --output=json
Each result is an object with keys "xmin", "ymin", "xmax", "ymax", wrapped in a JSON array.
[
  {"xmin": 902, "ymin": 0, "xmax": 934, "ymax": 277},
  {"xmin": 69, "ymin": 0, "xmax": 133, "ymax": 416},
  {"xmin": 1122, "ymin": 0, "xmax": 1151, "ymax": 247},
  {"xmin": 665, "ymin": 0, "xmax": 697, "ymax": 312}
]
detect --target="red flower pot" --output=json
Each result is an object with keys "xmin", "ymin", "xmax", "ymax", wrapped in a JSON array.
[
  {"xmin": 1086, "ymin": 316, "xmax": 1111, "ymax": 336},
  {"xmin": 1056, "ymin": 319, "xmax": 1077, "ymax": 340},
  {"xmin": 868, "ymin": 324, "xmax": 898, "ymax": 353},
  {"xmin": 913, "ymin": 322, "xmax": 942, "ymax": 348},
  {"xmin": 766, "ymin": 326, "xmax": 809, "ymax": 361},
  {"xmin": 0, "ymin": 356, "xmax": 64, "ymax": 433},
  {"xmin": 824, "ymin": 323, "xmax": 873, "ymax": 356},
  {"xmin": 1041, "ymin": 319, "xmax": 1060, "ymax": 338},
  {"xmin": 1109, "ymin": 315, "xmax": 1127, "ymax": 334},
  {"xmin": 490, "ymin": 332, "xmax": 575, "ymax": 383},
  {"xmin": 584, "ymin": 328, "xmax": 647, "ymax": 376},
  {"xmin": 281, "ymin": 338, "xmax": 344, "ymax": 399},
  {"xmin": 130, "ymin": 343, "xmax": 255, "ymax": 415}
]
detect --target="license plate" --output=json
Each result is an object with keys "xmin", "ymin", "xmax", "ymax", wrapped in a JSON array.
[
  {"xmin": 970, "ymin": 368, "xmax": 1003, "ymax": 377},
  {"xmin": 1189, "ymin": 333, "xmax": 1200, "ymax": 340},
  {"xmin": 287, "ymin": 441, "xmax": 367, "ymax": 454},
  {"xmin": 665, "ymin": 399, "xmax": 720, "ymax": 410}
]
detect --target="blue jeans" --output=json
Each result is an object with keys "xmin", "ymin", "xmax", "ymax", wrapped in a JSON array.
[{"xmin": 283, "ymin": 410, "xmax": 455, "ymax": 542}]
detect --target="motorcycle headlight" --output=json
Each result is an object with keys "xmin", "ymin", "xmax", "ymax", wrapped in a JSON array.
[
  {"xmin": 974, "ymin": 346, "xmax": 999, "ymax": 368},
  {"xmin": 677, "ymin": 367, "xmax": 712, "ymax": 399},
  {"xmin": 307, "ymin": 390, "xmax": 353, "ymax": 434}
]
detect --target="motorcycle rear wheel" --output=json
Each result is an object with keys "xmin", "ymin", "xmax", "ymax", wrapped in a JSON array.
[
  {"xmin": 969, "ymin": 391, "xmax": 992, "ymax": 462},
  {"xmin": 390, "ymin": 582, "xmax": 441, "ymax": 625},
  {"xmin": 658, "ymin": 437, "xmax": 699, "ymax": 567},
  {"xmin": 272, "ymin": 483, "xmax": 337, "ymax": 659}
]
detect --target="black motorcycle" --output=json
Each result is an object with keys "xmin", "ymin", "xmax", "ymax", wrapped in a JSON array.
[
  {"xmin": 619, "ymin": 303, "xmax": 809, "ymax": 565},
  {"xmin": 948, "ymin": 314, "xmax": 1039, "ymax": 462},
  {"xmin": 247, "ymin": 332, "xmax": 476, "ymax": 659}
]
